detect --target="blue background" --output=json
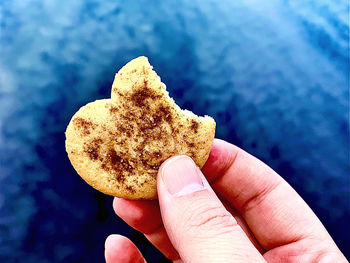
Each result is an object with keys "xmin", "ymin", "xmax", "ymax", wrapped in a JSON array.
[{"xmin": 0, "ymin": 0, "xmax": 349, "ymax": 262}]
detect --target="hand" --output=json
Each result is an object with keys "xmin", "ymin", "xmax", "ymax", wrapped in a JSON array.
[{"xmin": 104, "ymin": 139, "xmax": 347, "ymax": 263}]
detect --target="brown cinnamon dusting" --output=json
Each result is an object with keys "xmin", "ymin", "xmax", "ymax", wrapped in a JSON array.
[
  {"xmin": 152, "ymin": 151, "xmax": 162, "ymax": 158},
  {"xmin": 73, "ymin": 117, "xmax": 95, "ymax": 135},
  {"xmin": 84, "ymin": 138, "xmax": 103, "ymax": 160},
  {"xmin": 109, "ymin": 107, "xmax": 119, "ymax": 114},
  {"xmin": 188, "ymin": 151, "xmax": 197, "ymax": 159},
  {"xmin": 190, "ymin": 120, "xmax": 199, "ymax": 133},
  {"xmin": 187, "ymin": 142, "xmax": 195, "ymax": 148},
  {"xmin": 158, "ymin": 104, "xmax": 172, "ymax": 123},
  {"xmin": 130, "ymin": 83, "xmax": 161, "ymax": 108},
  {"xmin": 101, "ymin": 149, "xmax": 133, "ymax": 183},
  {"xmin": 117, "ymin": 124, "xmax": 131, "ymax": 137},
  {"xmin": 126, "ymin": 186, "xmax": 136, "ymax": 193}
]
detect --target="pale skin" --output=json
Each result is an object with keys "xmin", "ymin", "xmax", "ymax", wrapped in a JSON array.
[{"xmin": 104, "ymin": 139, "xmax": 347, "ymax": 262}]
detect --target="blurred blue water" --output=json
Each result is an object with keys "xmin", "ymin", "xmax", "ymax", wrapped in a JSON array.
[{"xmin": 0, "ymin": 0, "xmax": 349, "ymax": 262}]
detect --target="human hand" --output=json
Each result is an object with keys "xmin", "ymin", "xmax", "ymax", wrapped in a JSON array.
[{"xmin": 104, "ymin": 139, "xmax": 347, "ymax": 262}]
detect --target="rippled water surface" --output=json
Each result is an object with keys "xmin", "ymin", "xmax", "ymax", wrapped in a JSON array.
[{"xmin": 0, "ymin": 0, "xmax": 349, "ymax": 262}]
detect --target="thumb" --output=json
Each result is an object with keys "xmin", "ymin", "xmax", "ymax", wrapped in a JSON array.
[{"xmin": 157, "ymin": 155, "xmax": 265, "ymax": 263}]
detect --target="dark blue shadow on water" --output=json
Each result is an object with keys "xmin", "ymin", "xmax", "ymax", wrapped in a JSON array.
[{"xmin": 0, "ymin": 0, "xmax": 349, "ymax": 262}]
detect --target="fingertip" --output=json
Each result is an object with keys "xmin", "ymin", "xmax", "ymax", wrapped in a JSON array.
[
  {"xmin": 104, "ymin": 234, "xmax": 145, "ymax": 263},
  {"xmin": 112, "ymin": 198, "xmax": 162, "ymax": 234},
  {"xmin": 105, "ymin": 234, "xmax": 120, "ymax": 250},
  {"xmin": 104, "ymin": 234, "xmax": 125, "ymax": 262},
  {"xmin": 113, "ymin": 198, "xmax": 144, "ymax": 223},
  {"xmin": 202, "ymin": 139, "xmax": 239, "ymax": 182},
  {"xmin": 112, "ymin": 197, "xmax": 119, "ymax": 213}
]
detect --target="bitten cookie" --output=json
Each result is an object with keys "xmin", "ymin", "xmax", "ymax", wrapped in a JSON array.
[{"xmin": 65, "ymin": 56, "xmax": 216, "ymax": 200}]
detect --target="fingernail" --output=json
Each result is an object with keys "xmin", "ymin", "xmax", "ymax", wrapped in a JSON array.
[{"xmin": 160, "ymin": 155, "xmax": 205, "ymax": 196}]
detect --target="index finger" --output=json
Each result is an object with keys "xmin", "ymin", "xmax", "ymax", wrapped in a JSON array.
[{"xmin": 202, "ymin": 139, "xmax": 332, "ymax": 250}]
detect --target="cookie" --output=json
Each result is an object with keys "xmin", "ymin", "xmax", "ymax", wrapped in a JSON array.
[{"xmin": 65, "ymin": 56, "xmax": 216, "ymax": 200}]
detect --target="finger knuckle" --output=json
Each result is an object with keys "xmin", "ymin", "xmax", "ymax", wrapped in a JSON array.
[{"xmin": 184, "ymin": 203, "xmax": 238, "ymax": 234}]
